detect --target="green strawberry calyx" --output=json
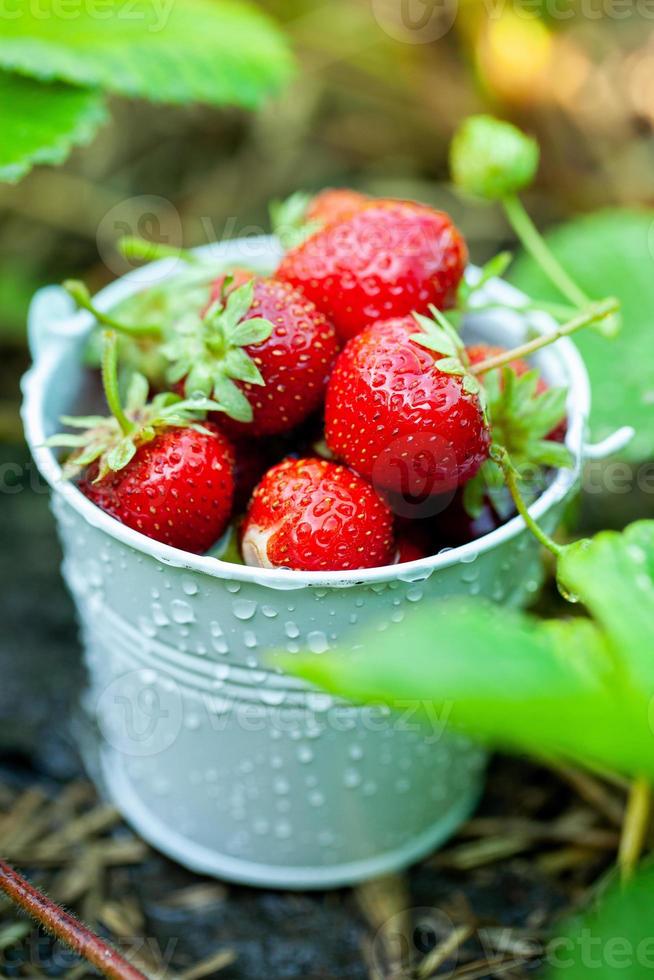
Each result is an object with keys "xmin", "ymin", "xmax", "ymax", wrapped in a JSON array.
[
  {"xmin": 410, "ymin": 305, "xmax": 488, "ymax": 416},
  {"xmin": 161, "ymin": 278, "xmax": 274, "ymax": 425},
  {"xmin": 47, "ymin": 332, "xmax": 223, "ymax": 483},
  {"xmin": 463, "ymin": 365, "xmax": 572, "ymax": 519}
]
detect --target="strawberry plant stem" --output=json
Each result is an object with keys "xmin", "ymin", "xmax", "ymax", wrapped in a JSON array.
[
  {"xmin": 119, "ymin": 236, "xmax": 201, "ymax": 265},
  {"xmin": 0, "ymin": 860, "xmax": 147, "ymax": 980},
  {"xmin": 502, "ymin": 195, "xmax": 590, "ymax": 309},
  {"xmin": 618, "ymin": 776, "xmax": 651, "ymax": 882},
  {"xmin": 64, "ymin": 280, "xmax": 163, "ymax": 340},
  {"xmin": 102, "ymin": 332, "xmax": 135, "ymax": 436},
  {"xmin": 491, "ymin": 445, "xmax": 564, "ymax": 559},
  {"xmin": 469, "ymin": 298, "xmax": 619, "ymax": 376}
]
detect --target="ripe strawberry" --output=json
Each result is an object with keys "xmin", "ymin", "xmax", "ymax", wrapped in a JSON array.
[
  {"xmin": 305, "ymin": 188, "xmax": 369, "ymax": 227},
  {"xmin": 431, "ymin": 488, "xmax": 510, "ymax": 548},
  {"xmin": 270, "ymin": 189, "xmax": 369, "ymax": 251},
  {"xmin": 49, "ymin": 334, "xmax": 236, "ymax": 554},
  {"xmin": 81, "ymin": 423, "xmax": 234, "ymax": 554},
  {"xmin": 395, "ymin": 536, "xmax": 428, "ymax": 564},
  {"xmin": 325, "ymin": 313, "xmax": 490, "ymax": 506},
  {"xmin": 241, "ymin": 457, "xmax": 395, "ymax": 572},
  {"xmin": 165, "ymin": 277, "xmax": 339, "ymax": 438},
  {"xmin": 276, "ymin": 200, "xmax": 467, "ymax": 342}
]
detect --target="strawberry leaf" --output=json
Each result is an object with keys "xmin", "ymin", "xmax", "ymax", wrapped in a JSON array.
[
  {"xmin": 223, "ymin": 348, "xmax": 265, "ymax": 386},
  {"xmin": 104, "ymin": 438, "xmax": 137, "ymax": 474},
  {"xmin": 212, "ymin": 374, "xmax": 253, "ymax": 423},
  {"xmin": 228, "ymin": 317, "xmax": 274, "ymax": 348},
  {"xmin": 509, "ymin": 209, "xmax": 654, "ymax": 462},
  {"xmin": 0, "ymin": 0, "xmax": 293, "ymax": 110},
  {"xmin": 285, "ymin": 521, "xmax": 654, "ymax": 781},
  {"xmin": 547, "ymin": 863, "xmax": 654, "ymax": 980},
  {"xmin": 0, "ymin": 72, "xmax": 107, "ymax": 184},
  {"xmin": 125, "ymin": 373, "xmax": 150, "ymax": 413},
  {"xmin": 219, "ymin": 280, "xmax": 256, "ymax": 334}
]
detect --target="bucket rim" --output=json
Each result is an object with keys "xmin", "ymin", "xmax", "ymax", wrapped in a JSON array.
[{"xmin": 22, "ymin": 236, "xmax": 590, "ymax": 591}]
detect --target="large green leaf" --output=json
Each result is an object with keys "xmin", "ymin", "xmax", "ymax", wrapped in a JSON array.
[
  {"xmin": 547, "ymin": 863, "xmax": 654, "ymax": 979},
  {"xmin": 0, "ymin": 0, "xmax": 293, "ymax": 108},
  {"xmin": 287, "ymin": 521, "xmax": 654, "ymax": 780},
  {"xmin": 0, "ymin": 72, "xmax": 106, "ymax": 183},
  {"xmin": 509, "ymin": 209, "xmax": 654, "ymax": 462}
]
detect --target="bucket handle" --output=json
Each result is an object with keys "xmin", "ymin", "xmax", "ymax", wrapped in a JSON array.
[
  {"xmin": 584, "ymin": 426, "xmax": 635, "ymax": 461},
  {"xmin": 27, "ymin": 285, "xmax": 79, "ymax": 362}
]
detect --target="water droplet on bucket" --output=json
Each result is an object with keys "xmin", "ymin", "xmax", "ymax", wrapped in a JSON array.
[
  {"xmin": 233, "ymin": 599, "xmax": 257, "ymax": 621},
  {"xmin": 307, "ymin": 631, "xmax": 328, "ymax": 654},
  {"xmin": 344, "ymin": 768, "xmax": 361, "ymax": 789},
  {"xmin": 151, "ymin": 603, "xmax": 169, "ymax": 627},
  {"xmin": 171, "ymin": 599, "xmax": 195, "ymax": 624},
  {"xmin": 182, "ymin": 577, "xmax": 198, "ymax": 596}
]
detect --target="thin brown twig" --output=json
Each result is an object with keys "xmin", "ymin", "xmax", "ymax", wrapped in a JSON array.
[{"xmin": 0, "ymin": 860, "xmax": 148, "ymax": 980}]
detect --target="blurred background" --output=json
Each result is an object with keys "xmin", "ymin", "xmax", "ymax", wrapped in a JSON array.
[
  {"xmin": 1, "ymin": 5, "xmax": 654, "ymax": 977},
  {"xmin": 3, "ymin": 0, "xmax": 654, "ymax": 443}
]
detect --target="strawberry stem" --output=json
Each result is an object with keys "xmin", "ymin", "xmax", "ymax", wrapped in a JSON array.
[
  {"xmin": 618, "ymin": 776, "xmax": 651, "ymax": 883},
  {"xmin": 102, "ymin": 331, "xmax": 135, "ymax": 436},
  {"xmin": 118, "ymin": 236, "xmax": 202, "ymax": 265},
  {"xmin": 502, "ymin": 195, "xmax": 589, "ymax": 309},
  {"xmin": 0, "ymin": 859, "xmax": 147, "ymax": 980},
  {"xmin": 469, "ymin": 297, "xmax": 619, "ymax": 376},
  {"xmin": 491, "ymin": 445, "xmax": 564, "ymax": 559},
  {"xmin": 64, "ymin": 280, "xmax": 163, "ymax": 340}
]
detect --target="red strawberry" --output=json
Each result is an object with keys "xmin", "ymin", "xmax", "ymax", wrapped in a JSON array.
[
  {"xmin": 276, "ymin": 200, "xmax": 467, "ymax": 342},
  {"xmin": 166, "ymin": 277, "xmax": 339, "ymax": 438},
  {"xmin": 395, "ymin": 536, "xmax": 428, "ymax": 564},
  {"xmin": 241, "ymin": 457, "xmax": 395, "ymax": 572},
  {"xmin": 325, "ymin": 314, "xmax": 490, "ymax": 507},
  {"xmin": 81, "ymin": 423, "xmax": 234, "ymax": 554},
  {"xmin": 430, "ymin": 488, "xmax": 510, "ymax": 548},
  {"xmin": 305, "ymin": 188, "xmax": 369, "ymax": 227},
  {"xmin": 50, "ymin": 333, "xmax": 236, "ymax": 554}
]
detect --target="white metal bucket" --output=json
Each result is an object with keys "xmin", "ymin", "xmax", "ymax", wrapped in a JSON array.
[{"xmin": 21, "ymin": 236, "xmax": 605, "ymax": 889}]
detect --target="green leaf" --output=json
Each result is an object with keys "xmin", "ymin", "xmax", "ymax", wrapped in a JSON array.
[
  {"xmin": 558, "ymin": 522, "xmax": 654, "ymax": 690},
  {"xmin": 286, "ymin": 600, "xmax": 654, "ymax": 778},
  {"xmin": 220, "ymin": 279, "xmax": 255, "ymax": 335},
  {"xmin": 59, "ymin": 415, "xmax": 107, "ymax": 429},
  {"xmin": 125, "ymin": 373, "xmax": 150, "ymax": 413},
  {"xmin": 228, "ymin": 317, "xmax": 274, "ymax": 348},
  {"xmin": 547, "ymin": 864, "xmax": 654, "ymax": 979},
  {"xmin": 212, "ymin": 374, "xmax": 253, "ymax": 423},
  {"xmin": 0, "ymin": 72, "xmax": 106, "ymax": 183},
  {"xmin": 0, "ymin": 0, "xmax": 293, "ymax": 109},
  {"xmin": 286, "ymin": 520, "xmax": 654, "ymax": 781},
  {"xmin": 223, "ymin": 347, "xmax": 265, "ymax": 386},
  {"xmin": 528, "ymin": 439, "xmax": 573, "ymax": 469},
  {"xmin": 509, "ymin": 210, "xmax": 654, "ymax": 462},
  {"xmin": 105, "ymin": 438, "xmax": 137, "ymax": 473}
]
